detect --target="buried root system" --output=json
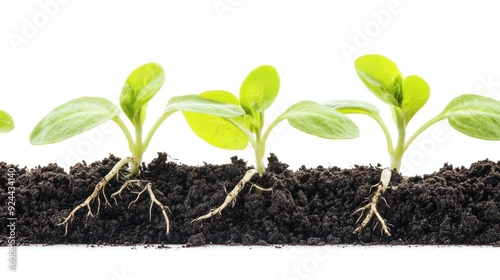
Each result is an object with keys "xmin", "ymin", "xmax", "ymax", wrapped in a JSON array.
[{"xmin": 1, "ymin": 153, "xmax": 500, "ymax": 246}]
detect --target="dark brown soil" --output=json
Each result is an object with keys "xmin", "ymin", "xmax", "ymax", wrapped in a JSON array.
[{"xmin": 1, "ymin": 153, "xmax": 499, "ymax": 246}]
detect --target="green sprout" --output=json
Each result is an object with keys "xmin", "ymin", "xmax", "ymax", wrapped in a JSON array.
[
  {"xmin": 183, "ymin": 65, "xmax": 359, "ymax": 222},
  {"xmin": 30, "ymin": 62, "xmax": 245, "ymax": 235},
  {"xmin": 327, "ymin": 54, "xmax": 500, "ymax": 171},
  {"xmin": 326, "ymin": 54, "xmax": 500, "ymax": 236},
  {"xmin": 0, "ymin": 110, "xmax": 14, "ymax": 133}
]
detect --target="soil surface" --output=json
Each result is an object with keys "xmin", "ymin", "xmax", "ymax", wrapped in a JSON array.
[{"xmin": 1, "ymin": 153, "xmax": 499, "ymax": 246}]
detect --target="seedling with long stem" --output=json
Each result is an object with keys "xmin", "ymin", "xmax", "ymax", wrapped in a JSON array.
[
  {"xmin": 326, "ymin": 54, "xmax": 500, "ymax": 235},
  {"xmin": 184, "ymin": 65, "xmax": 360, "ymax": 222},
  {"xmin": 30, "ymin": 63, "xmax": 245, "ymax": 235}
]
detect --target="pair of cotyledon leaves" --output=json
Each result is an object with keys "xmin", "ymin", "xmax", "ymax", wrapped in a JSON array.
[
  {"xmin": 29, "ymin": 63, "xmax": 359, "ymax": 148},
  {"xmin": 182, "ymin": 65, "xmax": 359, "ymax": 150},
  {"xmin": 329, "ymin": 54, "xmax": 500, "ymax": 140}
]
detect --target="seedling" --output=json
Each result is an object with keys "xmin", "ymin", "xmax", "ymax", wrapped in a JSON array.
[
  {"xmin": 183, "ymin": 65, "xmax": 360, "ymax": 222},
  {"xmin": 327, "ymin": 54, "xmax": 500, "ymax": 171},
  {"xmin": 326, "ymin": 54, "xmax": 500, "ymax": 235},
  {"xmin": 0, "ymin": 110, "xmax": 14, "ymax": 133},
  {"xmin": 30, "ymin": 63, "xmax": 245, "ymax": 235}
]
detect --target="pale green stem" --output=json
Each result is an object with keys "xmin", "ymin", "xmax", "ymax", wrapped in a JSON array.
[
  {"xmin": 256, "ymin": 112, "xmax": 295, "ymax": 176},
  {"xmin": 404, "ymin": 113, "xmax": 447, "ymax": 153},
  {"xmin": 129, "ymin": 120, "xmax": 143, "ymax": 176},
  {"xmin": 261, "ymin": 116, "xmax": 285, "ymax": 149},
  {"xmin": 254, "ymin": 132, "xmax": 265, "ymax": 175},
  {"xmin": 370, "ymin": 113, "xmax": 395, "ymax": 155},
  {"xmin": 221, "ymin": 116, "xmax": 260, "ymax": 171},
  {"xmin": 253, "ymin": 111, "xmax": 267, "ymax": 175},
  {"xmin": 112, "ymin": 115, "xmax": 142, "ymax": 175},
  {"xmin": 112, "ymin": 116, "xmax": 135, "ymax": 152},
  {"xmin": 390, "ymin": 110, "xmax": 406, "ymax": 171},
  {"xmin": 143, "ymin": 111, "xmax": 176, "ymax": 153},
  {"xmin": 342, "ymin": 111, "xmax": 395, "ymax": 155}
]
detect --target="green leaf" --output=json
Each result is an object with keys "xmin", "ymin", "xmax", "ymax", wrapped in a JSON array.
[
  {"xmin": 239, "ymin": 65, "xmax": 280, "ymax": 116},
  {"xmin": 324, "ymin": 99, "xmax": 381, "ymax": 118},
  {"xmin": 0, "ymin": 110, "xmax": 14, "ymax": 133},
  {"xmin": 165, "ymin": 93, "xmax": 245, "ymax": 117},
  {"xmin": 401, "ymin": 75, "xmax": 430, "ymax": 124},
  {"xmin": 30, "ymin": 97, "xmax": 119, "ymax": 145},
  {"xmin": 443, "ymin": 94, "xmax": 500, "ymax": 140},
  {"xmin": 282, "ymin": 101, "xmax": 359, "ymax": 139},
  {"xmin": 181, "ymin": 91, "xmax": 249, "ymax": 150},
  {"xmin": 120, "ymin": 63, "xmax": 165, "ymax": 125},
  {"xmin": 355, "ymin": 54, "xmax": 403, "ymax": 107}
]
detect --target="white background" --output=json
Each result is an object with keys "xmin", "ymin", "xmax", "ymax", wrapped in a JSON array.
[
  {"xmin": 1, "ymin": 1, "xmax": 500, "ymax": 279},
  {"xmin": 1, "ymin": 245, "xmax": 499, "ymax": 280},
  {"xmin": 1, "ymin": 0, "xmax": 500, "ymax": 175}
]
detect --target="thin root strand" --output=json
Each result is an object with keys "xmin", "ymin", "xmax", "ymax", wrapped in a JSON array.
[
  {"xmin": 191, "ymin": 169, "xmax": 261, "ymax": 223},
  {"xmin": 111, "ymin": 180, "xmax": 141, "ymax": 204},
  {"xmin": 249, "ymin": 182, "xmax": 273, "ymax": 194},
  {"xmin": 112, "ymin": 180, "xmax": 171, "ymax": 235},
  {"xmin": 353, "ymin": 168, "xmax": 393, "ymax": 237},
  {"xmin": 57, "ymin": 157, "xmax": 136, "ymax": 236}
]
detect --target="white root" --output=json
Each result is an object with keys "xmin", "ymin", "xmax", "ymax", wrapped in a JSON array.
[
  {"xmin": 353, "ymin": 168, "xmax": 393, "ymax": 236},
  {"xmin": 111, "ymin": 181, "xmax": 170, "ymax": 235},
  {"xmin": 191, "ymin": 169, "xmax": 271, "ymax": 223},
  {"xmin": 111, "ymin": 179, "xmax": 141, "ymax": 203},
  {"xmin": 248, "ymin": 182, "xmax": 273, "ymax": 194},
  {"xmin": 58, "ymin": 157, "xmax": 136, "ymax": 235}
]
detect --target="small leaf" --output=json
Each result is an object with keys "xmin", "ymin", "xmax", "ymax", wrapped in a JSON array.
[
  {"xmin": 30, "ymin": 97, "xmax": 119, "ymax": 145},
  {"xmin": 0, "ymin": 110, "xmax": 14, "ymax": 133},
  {"xmin": 324, "ymin": 99, "xmax": 381, "ymax": 118},
  {"xmin": 443, "ymin": 94, "xmax": 500, "ymax": 140},
  {"xmin": 120, "ymin": 63, "xmax": 165, "ymax": 125},
  {"xmin": 181, "ymin": 91, "xmax": 249, "ymax": 150},
  {"xmin": 283, "ymin": 101, "xmax": 359, "ymax": 139},
  {"xmin": 239, "ymin": 65, "xmax": 280, "ymax": 116},
  {"xmin": 401, "ymin": 75, "xmax": 430, "ymax": 124},
  {"xmin": 355, "ymin": 54, "xmax": 402, "ymax": 107}
]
